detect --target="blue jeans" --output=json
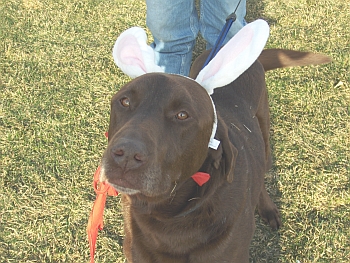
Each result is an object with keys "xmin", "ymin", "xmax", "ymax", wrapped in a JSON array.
[{"xmin": 146, "ymin": 0, "xmax": 246, "ymax": 76}]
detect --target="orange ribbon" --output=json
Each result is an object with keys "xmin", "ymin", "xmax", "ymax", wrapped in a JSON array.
[{"xmin": 87, "ymin": 166, "xmax": 118, "ymax": 263}]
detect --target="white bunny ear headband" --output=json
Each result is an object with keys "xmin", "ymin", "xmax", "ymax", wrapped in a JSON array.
[{"xmin": 112, "ymin": 19, "xmax": 270, "ymax": 150}]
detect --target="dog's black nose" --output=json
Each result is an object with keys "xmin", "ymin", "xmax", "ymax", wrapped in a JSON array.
[{"xmin": 110, "ymin": 138, "xmax": 148, "ymax": 170}]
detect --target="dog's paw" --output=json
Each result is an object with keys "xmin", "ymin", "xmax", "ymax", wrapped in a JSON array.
[
  {"xmin": 258, "ymin": 204, "xmax": 282, "ymax": 230},
  {"xmin": 257, "ymin": 188, "xmax": 282, "ymax": 230}
]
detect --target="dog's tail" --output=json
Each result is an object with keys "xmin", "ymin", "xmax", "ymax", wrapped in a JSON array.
[{"xmin": 258, "ymin": 49, "xmax": 331, "ymax": 71}]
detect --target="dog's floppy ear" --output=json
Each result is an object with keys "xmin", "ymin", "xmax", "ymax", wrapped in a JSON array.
[
  {"xmin": 195, "ymin": 19, "xmax": 269, "ymax": 95},
  {"xmin": 209, "ymin": 118, "xmax": 238, "ymax": 183},
  {"xmin": 112, "ymin": 27, "xmax": 164, "ymax": 78}
]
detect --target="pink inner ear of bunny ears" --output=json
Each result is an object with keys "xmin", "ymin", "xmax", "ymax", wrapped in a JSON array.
[
  {"xmin": 200, "ymin": 26, "xmax": 253, "ymax": 83},
  {"xmin": 117, "ymin": 35, "xmax": 147, "ymax": 74}
]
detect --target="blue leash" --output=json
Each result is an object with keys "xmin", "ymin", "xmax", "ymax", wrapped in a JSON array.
[{"xmin": 202, "ymin": 0, "xmax": 242, "ymax": 68}]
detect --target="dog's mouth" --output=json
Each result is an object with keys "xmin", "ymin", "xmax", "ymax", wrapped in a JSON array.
[
  {"xmin": 100, "ymin": 170, "xmax": 141, "ymax": 196},
  {"xmin": 108, "ymin": 182, "xmax": 141, "ymax": 195},
  {"xmin": 99, "ymin": 160, "xmax": 175, "ymax": 199}
]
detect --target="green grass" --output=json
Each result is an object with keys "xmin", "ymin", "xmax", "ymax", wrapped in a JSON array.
[{"xmin": 1, "ymin": 0, "xmax": 349, "ymax": 262}]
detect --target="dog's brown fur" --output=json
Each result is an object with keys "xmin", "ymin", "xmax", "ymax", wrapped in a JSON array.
[{"xmin": 100, "ymin": 49, "xmax": 330, "ymax": 262}]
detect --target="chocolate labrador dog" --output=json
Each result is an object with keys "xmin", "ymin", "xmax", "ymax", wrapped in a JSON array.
[{"xmin": 99, "ymin": 21, "xmax": 330, "ymax": 262}]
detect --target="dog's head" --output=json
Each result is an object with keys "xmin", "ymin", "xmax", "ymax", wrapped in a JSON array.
[
  {"xmin": 100, "ymin": 73, "xmax": 215, "ymax": 198},
  {"xmin": 99, "ymin": 20, "xmax": 269, "ymax": 200}
]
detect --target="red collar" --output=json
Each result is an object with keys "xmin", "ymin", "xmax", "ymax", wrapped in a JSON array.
[{"xmin": 191, "ymin": 171, "xmax": 210, "ymax": 186}]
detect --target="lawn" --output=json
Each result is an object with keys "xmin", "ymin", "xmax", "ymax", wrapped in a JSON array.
[{"xmin": 0, "ymin": 0, "xmax": 349, "ymax": 262}]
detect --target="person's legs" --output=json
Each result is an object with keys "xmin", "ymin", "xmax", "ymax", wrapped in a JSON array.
[
  {"xmin": 200, "ymin": 0, "xmax": 246, "ymax": 49},
  {"xmin": 146, "ymin": 0, "xmax": 199, "ymax": 76}
]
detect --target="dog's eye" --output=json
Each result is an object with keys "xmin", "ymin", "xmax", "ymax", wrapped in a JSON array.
[
  {"xmin": 120, "ymin": 97, "xmax": 130, "ymax": 107},
  {"xmin": 176, "ymin": 111, "xmax": 189, "ymax": 120}
]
